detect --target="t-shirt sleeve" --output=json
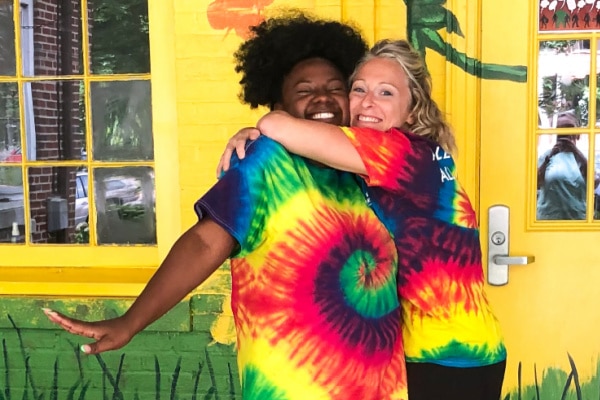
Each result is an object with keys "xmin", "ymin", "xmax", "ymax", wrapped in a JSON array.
[
  {"xmin": 194, "ymin": 137, "xmax": 279, "ymax": 256},
  {"xmin": 340, "ymin": 126, "xmax": 439, "ymax": 198}
]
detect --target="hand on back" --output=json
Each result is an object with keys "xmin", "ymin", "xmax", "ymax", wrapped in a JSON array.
[{"xmin": 216, "ymin": 127, "xmax": 261, "ymax": 177}]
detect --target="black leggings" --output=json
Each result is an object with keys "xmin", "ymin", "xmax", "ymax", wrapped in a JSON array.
[{"xmin": 406, "ymin": 360, "xmax": 506, "ymax": 400}]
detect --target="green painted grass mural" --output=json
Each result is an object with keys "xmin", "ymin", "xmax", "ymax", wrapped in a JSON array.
[
  {"xmin": 0, "ymin": 313, "xmax": 238, "ymax": 400},
  {"xmin": 502, "ymin": 354, "xmax": 600, "ymax": 400},
  {"xmin": 0, "ymin": 295, "xmax": 240, "ymax": 400},
  {"xmin": 2, "ymin": 308, "xmax": 600, "ymax": 399},
  {"xmin": 405, "ymin": 0, "xmax": 527, "ymax": 82}
]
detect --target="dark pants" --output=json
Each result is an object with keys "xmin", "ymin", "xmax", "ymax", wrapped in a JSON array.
[{"xmin": 406, "ymin": 360, "xmax": 506, "ymax": 400}]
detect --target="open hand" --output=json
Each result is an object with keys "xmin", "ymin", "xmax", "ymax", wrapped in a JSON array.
[{"xmin": 43, "ymin": 308, "xmax": 135, "ymax": 354}]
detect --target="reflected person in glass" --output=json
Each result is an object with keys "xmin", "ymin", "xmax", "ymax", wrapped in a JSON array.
[{"xmin": 537, "ymin": 112, "xmax": 587, "ymax": 220}]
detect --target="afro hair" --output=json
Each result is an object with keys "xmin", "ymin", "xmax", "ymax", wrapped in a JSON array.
[{"xmin": 233, "ymin": 10, "xmax": 367, "ymax": 109}]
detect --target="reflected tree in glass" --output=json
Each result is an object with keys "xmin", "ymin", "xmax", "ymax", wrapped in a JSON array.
[
  {"xmin": 91, "ymin": 80, "xmax": 153, "ymax": 161},
  {"xmin": 538, "ymin": 39, "xmax": 594, "ymax": 128},
  {"xmin": 89, "ymin": 0, "xmax": 150, "ymax": 74},
  {"xmin": 0, "ymin": 3, "xmax": 16, "ymax": 76}
]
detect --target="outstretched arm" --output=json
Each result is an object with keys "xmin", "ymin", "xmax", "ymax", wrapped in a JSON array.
[
  {"xmin": 44, "ymin": 218, "xmax": 235, "ymax": 354},
  {"xmin": 257, "ymin": 111, "xmax": 367, "ymax": 175}
]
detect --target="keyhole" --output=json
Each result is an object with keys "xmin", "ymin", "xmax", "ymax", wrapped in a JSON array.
[{"xmin": 491, "ymin": 231, "xmax": 505, "ymax": 245}]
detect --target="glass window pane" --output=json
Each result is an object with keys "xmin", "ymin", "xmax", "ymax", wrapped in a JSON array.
[
  {"xmin": 0, "ymin": 3, "xmax": 16, "ymax": 76},
  {"xmin": 89, "ymin": 0, "xmax": 150, "ymax": 74},
  {"xmin": 0, "ymin": 166, "xmax": 24, "ymax": 243},
  {"xmin": 22, "ymin": 0, "xmax": 83, "ymax": 77},
  {"xmin": 94, "ymin": 166, "xmax": 156, "ymax": 245},
  {"xmin": 26, "ymin": 80, "xmax": 85, "ymax": 161},
  {"xmin": 91, "ymin": 80, "xmax": 153, "ymax": 161},
  {"xmin": 29, "ymin": 166, "xmax": 88, "ymax": 244},
  {"xmin": 0, "ymin": 82, "xmax": 21, "ymax": 162},
  {"xmin": 537, "ymin": 133, "xmax": 589, "ymax": 220},
  {"xmin": 538, "ymin": 40, "xmax": 590, "ymax": 129},
  {"xmin": 595, "ymin": 134, "xmax": 600, "ymax": 220},
  {"xmin": 596, "ymin": 38, "xmax": 600, "ymax": 128}
]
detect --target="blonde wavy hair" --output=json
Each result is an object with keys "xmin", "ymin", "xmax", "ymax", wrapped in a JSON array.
[{"xmin": 350, "ymin": 39, "xmax": 457, "ymax": 154}]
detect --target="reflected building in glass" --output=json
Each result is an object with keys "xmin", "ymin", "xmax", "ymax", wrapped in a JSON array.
[{"xmin": 0, "ymin": 0, "xmax": 155, "ymax": 245}]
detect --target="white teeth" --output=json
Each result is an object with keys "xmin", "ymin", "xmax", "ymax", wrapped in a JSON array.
[
  {"xmin": 358, "ymin": 115, "xmax": 379, "ymax": 123},
  {"xmin": 311, "ymin": 112, "xmax": 334, "ymax": 120}
]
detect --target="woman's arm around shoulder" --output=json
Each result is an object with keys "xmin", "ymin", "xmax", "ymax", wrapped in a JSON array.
[{"xmin": 257, "ymin": 111, "xmax": 366, "ymax": 174}]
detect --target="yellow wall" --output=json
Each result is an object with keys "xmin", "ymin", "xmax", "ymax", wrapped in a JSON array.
[{"xmin": 170, "ymin": 0, "xmax": 476, "ymax": 230}]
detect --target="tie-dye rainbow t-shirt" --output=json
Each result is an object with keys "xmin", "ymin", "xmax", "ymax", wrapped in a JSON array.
[
  {"xmin": 342, "ymin": 126, "xmax": 506, "ymax": 368},
  {"xmin": 195, "ymin": 136, "xmax": 407, "ymax": 399}
]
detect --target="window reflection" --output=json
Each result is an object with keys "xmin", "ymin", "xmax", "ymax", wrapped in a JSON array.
[
  {"xmin": 537, "ymin": 124, "xmax": 588, "ymax": 221},
  {"xmin": 0, "ymin": 83, "xmax": 21, "ymax": 163},
  {"xmin": 0, "ymin": 2, "xmax": 16, "ymax": 76},
  {"xmin": 91, "ymin": 80, "xmax": 153, "ymax": 161},
  {"xmin": 595, "ymin": 135, "xmax": 600, "ymax": 220},
  {"xmin": 89, "ymin": 0, "xmax": 150, "ymax": 74},
  {"xmin": 29, "ymin": 166, "xmax": 86, "ymax": 244},
  {"xmin": 94, "ymin": 167, "xmax": 156, "ymax": 245},
  {"xmin": 597, "ymin": 39, "xmax": 600, "ymax": 128},
  {"xmin": 538, "ymin": 40, "xmax": 594, "ymax": 129},
  {"xmin": 0, "ymin": 167, "xmax": 24, "ymax": 243},
  {"xmin": 20, "ymin": 0, "xmax": 83, "ymax": 77},
  {"xmin": 0, "ymin": 0, "xmax": 153, "ymax": 247},
  {"xmin": 26, "ymin": 80, "xmax": 85, "ymax": 161}
]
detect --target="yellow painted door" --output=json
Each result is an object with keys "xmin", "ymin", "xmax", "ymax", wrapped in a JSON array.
[{"xmin": 481, "ymin": 1, "xmax": 600, "ymax": 398}]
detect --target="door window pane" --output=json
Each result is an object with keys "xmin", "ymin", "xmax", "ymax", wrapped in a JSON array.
[
  {"xmin": 596, "ymin": 38, "xmax": 600, "ymax": 128},
  {"xmin": 537, "ymin": 132, "xmax": 589, "ymax": 220},
  {"xmin": 595, "ymin": 134, "xmax": 600, "ymax": 220},
  {"xmin": 538, "ymin": 40, "xmax": 590, "ymax": 129}
]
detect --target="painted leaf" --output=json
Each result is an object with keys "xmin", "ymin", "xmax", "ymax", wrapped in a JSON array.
[
  {"xmin": 445, "ymin": 9, "xmax": 464, "ymax": 36},
  {"xmin": 415, "ymin": 28, "xmax": 446, "ymax": 54},
  {"xmin": 411, "ymin": 5, "xmax": 447, "ymax": 31},
  {"xmin": 418, "ymin": 28, "xmax": 527, "ymax": 82}
]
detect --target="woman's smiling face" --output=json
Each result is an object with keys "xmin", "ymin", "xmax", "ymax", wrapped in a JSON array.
[
  {"xmin": 276, "ymin": 57, "xmax": 350, "ymax": 126},
  {"xmin": 349, "ymin": 57, "xmax": 413, "ymax": 132}
]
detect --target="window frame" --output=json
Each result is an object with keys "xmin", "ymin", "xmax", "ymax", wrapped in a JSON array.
[{"xmin": 0, "ymin": 0, "xmax": 180, "ymax": 296}]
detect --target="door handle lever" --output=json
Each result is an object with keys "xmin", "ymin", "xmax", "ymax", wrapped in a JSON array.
[
  {"xmin": 493, "ymin": 255, "xmax": 535, "ymax": 265},
  {"xmin": 487, "ymin": 205, "xmax": 535, "ymax": 286}
]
